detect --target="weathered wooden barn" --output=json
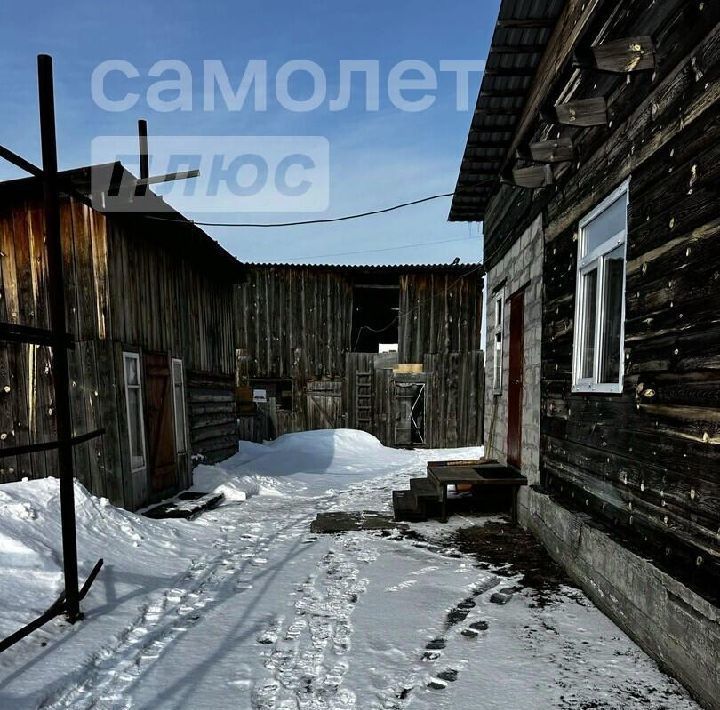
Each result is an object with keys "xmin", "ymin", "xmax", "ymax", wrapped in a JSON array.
[
  {"xmin": 235, "ymin": 262, "xmax": 485, "ymax": 448},
  {"xmin": 0, "ymin": 163, "xmax": 243, "ymax": 510},
  {"xmin": 450, "ymin": 0, "xmax": 720, "ymax": 705}
]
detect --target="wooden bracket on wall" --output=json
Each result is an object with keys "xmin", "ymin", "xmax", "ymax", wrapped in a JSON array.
[
  {"xmin": 512, "ymin": 164, "xmax": 554, "ymax": 189},
  {"xmin": 517, "ymin": 138, "xmax": 574, "ymax": 164},
  {"xmin": 544, "ymin": 97, "xmax": 608, "ymax": 127},
  {"xmin": 573, "ymin": 36, "xmax": 656, "ymax": 74}
]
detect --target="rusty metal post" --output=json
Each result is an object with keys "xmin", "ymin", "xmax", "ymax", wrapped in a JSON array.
[{"xmin": 37, "ymin": 54, "xmax": 81, "ymax": 623}]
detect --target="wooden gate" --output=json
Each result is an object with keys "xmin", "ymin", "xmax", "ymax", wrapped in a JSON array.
[
  {"xmin": 144, "ymin": 352, "xmax": 178, "ymax": 499},
  {"xmin": 507, "ymin": 292, "xmax": 524, "ymax": 469},
  {"xmin": 306, "ymin": 380, "xmax": 343, "ymax": 430},
  {"xmin": 393, "ymin": 377, "xmax": 426, "ymax": 446}
]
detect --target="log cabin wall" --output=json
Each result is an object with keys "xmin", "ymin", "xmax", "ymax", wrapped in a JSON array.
[
  {"xmin": 476, "ymin": 1, "xmax": 720, "ymax": 703},
  {"xmin": 235, "ymin": 264, "xmax": 484, "ymax": 447},
  {"xmin": 0, "ymin": 184, "xmax": 241, "ymax": 510},
  {"xmin": 521, "ymin": 0, "xmax": 720, "ymax": 606}
]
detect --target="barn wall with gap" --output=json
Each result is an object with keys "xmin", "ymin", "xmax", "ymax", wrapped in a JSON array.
[{"xmin": 235, "ymin": 265, "xmax": 485, "ymax": 446}]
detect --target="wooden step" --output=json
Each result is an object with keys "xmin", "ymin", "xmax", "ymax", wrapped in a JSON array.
[
  {"xmin": 409, "ymin": 478, "xmax": 442, "ymax": 517},
  {"xmin": 410, "ymin": 477, "xmax": 439, "ymax": 499},
  {"xmin": 392, "ymin": 490, "xmax": 427, "ymax": 522},
  {"xmin": 144, "ymin": 491, "xmax": 224, "ymax": 520}
]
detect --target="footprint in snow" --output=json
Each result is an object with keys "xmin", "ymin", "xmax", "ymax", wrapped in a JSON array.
[
  {"xmin": 425, "ymin": 638, "xmax": 446, "ymax": 650},
  {"xmin": 437, "ymin": 668, "xmax": 459, "ymax": 682},
  {"xmin": 461, "ymin": 619, "xmax": 490, "ymax": 638},
  {"xmin": 257, "ymin": 616, "xmax": 284, "ymax": 645},
  {"xmin": 446, "ymin": 608, "xmax": 470, "ymax": 626}
]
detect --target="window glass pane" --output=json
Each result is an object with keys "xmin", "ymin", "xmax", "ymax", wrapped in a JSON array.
[
  {"xmin": 583, "ymin": 193, "xmax": 627, "ymax": 256},
  {"xmin": 174, "ymin": 383, "xmax": 186, "ymax": 452},
  {"xmin": 599, "ymin": 246, "xmax": 625, "ymax": 384},
  {"xmin": 581, "ymin": 269, "xmax": 598, "ymax": 379},
  {"xmin": 127, "ymin": 388, "xmax": 144, "ymax": 462},
  {"xmin": 125, "ymin": 356, "xmax": 139, "ymax": 386},
  {"xmin": 494, "ymin": 334, "xmax": 502, "ymax": 389}
]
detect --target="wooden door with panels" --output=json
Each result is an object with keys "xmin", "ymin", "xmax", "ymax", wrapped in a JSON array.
[
  {"xmin": 507, "ymin": 291, "xmax": 525, "ymax": 470},
  {"xmin": 144, "ymin": 352, "xmax": 178, "ymax": 500}
]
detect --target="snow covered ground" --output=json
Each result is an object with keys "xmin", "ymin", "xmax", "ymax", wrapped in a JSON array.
[{"xmin": 0, "ymin": 429, "xmax": 700, "ymax": 709}]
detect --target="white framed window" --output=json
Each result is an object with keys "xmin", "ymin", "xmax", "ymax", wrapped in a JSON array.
[
  {"xmin": 492, "ymin": 290, "xmax": 504, "ymax": 394},
  {"xmin": 572, "ymin": 180, "xmax": 629, "ymax": 394},
  {"xmin": 123, "ymin": 352, "xmax": 147, "ymax": 470},
  {"xmin": 171, "ymin": 358, "xmax": 188, "ymax": 455}
]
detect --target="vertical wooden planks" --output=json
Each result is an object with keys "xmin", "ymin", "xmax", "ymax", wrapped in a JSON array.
[{"xmin": 8, "ymin": 207, "xmax": 33, "ymax": 478}]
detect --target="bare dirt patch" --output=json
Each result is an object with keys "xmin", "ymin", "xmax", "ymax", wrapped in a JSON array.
[{"xmin": 449, "ymin": 520, "xmax": 576, "ymax": 605}]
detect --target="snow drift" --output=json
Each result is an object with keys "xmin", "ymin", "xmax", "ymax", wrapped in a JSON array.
[
  {"xmin": 194, "ymin": 429, "xmax": 416, "ymax": 496},
  {"xmin": 0, "ymin": 478, "xmax": 206, "ymax": 637}
]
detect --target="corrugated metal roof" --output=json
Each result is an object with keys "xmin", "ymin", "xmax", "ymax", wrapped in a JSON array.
[
  {"xmin": 449, "ymin": 0, "xmax": 566, "ymax": 223},
  {"xmin": 237, "ymin": 262, "xmax": 484, "ymax": 274}
]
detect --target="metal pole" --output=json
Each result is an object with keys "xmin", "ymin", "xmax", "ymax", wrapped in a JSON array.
[
  {"xmin": 37, "ymin": 54, "xmax": 81, "ymax": 623},
  {"xmin": 138, "ymin": 119, "xmax": 149, "ymax": 180},
  {"xmin": 137, "ymin": 119, "xmax": 149, "ymax": 197}
]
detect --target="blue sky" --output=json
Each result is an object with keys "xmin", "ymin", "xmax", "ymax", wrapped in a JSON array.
[{"xmin": 0, "ymin": 0, "xmax": 498, "ymax": 265}]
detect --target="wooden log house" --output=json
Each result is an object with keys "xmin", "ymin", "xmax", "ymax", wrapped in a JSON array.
[
  {"xmin": 450, "ymin": 0, "xmax": 720, "ymax": 705},
  {"xmin": 235, "ymin": 263, "xmax": 485, "ymax": 448},
  {"xmin": 0, "ymin": 163, "xmax": 243, "ymax": 510}
]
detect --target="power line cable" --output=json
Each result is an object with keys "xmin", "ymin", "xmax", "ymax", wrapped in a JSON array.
[
  {"xmin": 279, "ymin": 236, "xmax": 477, "ymax": 262},
  {"xmin": 143, "ymin": 192, "xmax": 454, "ymax": 228}
]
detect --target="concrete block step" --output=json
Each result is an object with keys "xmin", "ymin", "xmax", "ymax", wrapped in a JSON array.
[
  {"xmin": 410, "ymin": 477, "xmax": 439, "ymax": 499},
  {"xmin": 392, "ymin": 490, "xmax": 427, "ymax": 523}
]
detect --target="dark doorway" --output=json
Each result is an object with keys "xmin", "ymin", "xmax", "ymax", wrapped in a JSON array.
[
  {"xmin": 351, "ymin": 283, "xmax": 399, "ymax": 352},
  {"xmin": 145, "ymin": 352, "xmax": 178, "ymax": 500},
  {"xmin": 507, "ymin": 291, "xmax": 524, "ymax": 469},
  {"xmin": 394, "ymin": 379, "xmax": 426, "ymax": 446}
]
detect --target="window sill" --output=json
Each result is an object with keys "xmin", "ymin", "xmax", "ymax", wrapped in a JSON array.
[{"xmin": 571, "ymin": 383, "xmax": 623, "ymax": 395}]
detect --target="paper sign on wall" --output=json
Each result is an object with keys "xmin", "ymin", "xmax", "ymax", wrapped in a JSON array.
[{"xmin": 252, "ymin": 389, "xmax": 267, "ymax": 403}]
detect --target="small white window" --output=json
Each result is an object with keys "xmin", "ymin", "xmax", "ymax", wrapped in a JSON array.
[
  {"xmin": 572, "ymin": 180, "xmax": 629, "ymax": 394},
  {"xmin": 492, "ymin": 290, "xmax": 504, "ymax": 394},
  {"xmin": 123, "ymin": 352, "xmax": 147, "ymax": 470},
  {"xmin": 171, "ymin": 358, "xmax": 188, "ymax": 455}
]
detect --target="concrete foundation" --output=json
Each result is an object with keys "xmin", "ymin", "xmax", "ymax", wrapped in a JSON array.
[{"xmin": 518, "ymin": 487, "xmax": 720, "ymax": 710}]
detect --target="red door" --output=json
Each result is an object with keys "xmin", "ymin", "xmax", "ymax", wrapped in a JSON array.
[
  {"xmin": 145, "ymin": 353, "xmax": 178, "ymax": 499},
  {"xmin": 507, "ymin": 292, "xmax": 524, "ymax": 469}
]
